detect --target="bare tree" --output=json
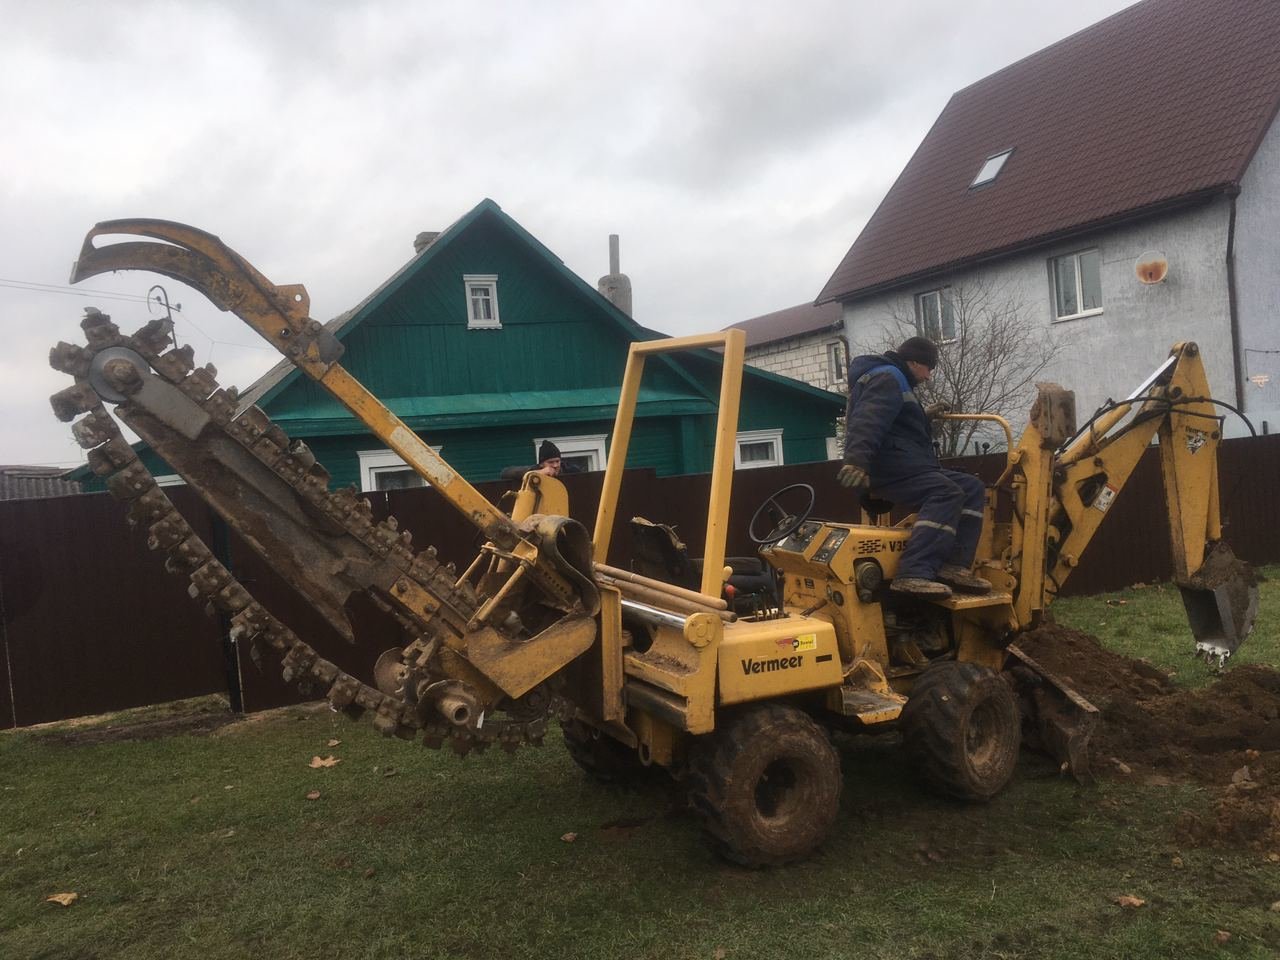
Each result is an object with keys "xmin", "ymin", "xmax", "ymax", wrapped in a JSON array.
[{"xmin": 865, "ymin": 279, "xmax": 1061, "ymax": 456}]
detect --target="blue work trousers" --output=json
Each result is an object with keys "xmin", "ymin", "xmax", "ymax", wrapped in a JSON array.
[{"xmin": 873, "ymin": 469, "xmax": 986, "ymax": 581}]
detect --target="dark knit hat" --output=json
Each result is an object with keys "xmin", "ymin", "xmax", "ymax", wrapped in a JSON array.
[
  {"xmin": 896, "ymin": 336, "xmax": 939, "ymax": 369},
  {"xmin": 537, "ymin": 440, "xmax": 561, "ymax": 464}
]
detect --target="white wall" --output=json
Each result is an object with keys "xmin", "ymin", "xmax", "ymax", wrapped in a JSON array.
[
  {"xmin": 1234, "ymin": 115, "xmax": 1280, "ymax": 435},
  {"xmin": 840, "ymin": 199, "xmax": 1241, "ymax": 440}
]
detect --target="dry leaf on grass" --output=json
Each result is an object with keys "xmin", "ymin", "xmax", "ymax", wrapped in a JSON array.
[
  {"xmin": 1113, "ymin": 895, "xmax": 1146, "ymax": 909},
  {"xmin": 1269, "ymin": 901, "xmax": 1280, "ymax": 913},
  {"xmin": 305, "ymin": 790, "xmax": 321, "ymax": 801},
  {"xmin": 1213, "ymin": 930, "xmax": 1232, "ymax": 945},
  {"xmin": 560, "ymin": 832, "xmax": 578, "ymax": 843},
  {"xmin": 327, "ymin": 739, "xmax": 341, "ymax": 747},
  {"xmin": 309, "ymin": 755, "xmax": 341, "ymax": 769},
  {"xmin": 713, "ymin": 949, "xmax": 727, "ymax": 960},
  {"xmin": 45, "ymin": 893, "xmax": 78, "ymax": 907}
]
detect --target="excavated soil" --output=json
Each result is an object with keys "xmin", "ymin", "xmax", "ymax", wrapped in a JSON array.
[{"xmin": 1017, "ymin": 623, "xmax": 1280, "ymax": 849}]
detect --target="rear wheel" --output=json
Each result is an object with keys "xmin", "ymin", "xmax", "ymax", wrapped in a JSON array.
[
  {"xmin": 901, "ymin": 661, "xmax": 1020, "ymax": 800},
  {"xmin": 687, "ymin": 703, "xmax": 841, "ymax": 867}
]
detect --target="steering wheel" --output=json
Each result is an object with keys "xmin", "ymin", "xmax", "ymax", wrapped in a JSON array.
[{"xmin": 748, "ymin": 483, "xmax": 816, "ymax": 545}]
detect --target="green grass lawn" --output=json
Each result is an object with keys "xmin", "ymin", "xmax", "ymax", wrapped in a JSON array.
[{"xmin": 2, "ymin": 574, "xmax": 1277, "ymax": 960}]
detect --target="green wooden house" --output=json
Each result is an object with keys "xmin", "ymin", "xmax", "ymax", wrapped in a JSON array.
[{"xmin": 115, "ymin": 199, "xmax": 843, "ymax": 491}]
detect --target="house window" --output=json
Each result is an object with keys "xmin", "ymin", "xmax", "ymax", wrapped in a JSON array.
[
  {"xmin": 971, "ymin": 149, "xmax": 1013, "ymax": 187},
  {"xmin": 826, "ymin": 341, "xmax": 847, "ymax": 384},
  {"xmin": 1050, "ymin": 250, "xmax": 1102, "ymax": 321},
  {"xmin": 533, "ymin": 434, "xmax": 608, "ymax": 473},
  {"xmin": 915, "ymin": 289, "xmax": 956, "ymax": 342},
  {"xmin": 734, "ymin": 429, "xmax": 784, "ymax": 469},
  {"xmin": 464, "ymin": 275, "xmax": 501, "ymax": 329},
  {"xmin": 358, "ymin": 447, "xmax": 441, "ymax": 492}
]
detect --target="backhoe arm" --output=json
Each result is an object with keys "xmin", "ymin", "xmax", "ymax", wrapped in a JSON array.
[{"xmin": 1009, "ymin": 342, "xmax": 1256, "ymax": 660}]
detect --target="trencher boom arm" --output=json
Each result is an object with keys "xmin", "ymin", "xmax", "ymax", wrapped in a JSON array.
[
  {"xmin": 1007, "ymin": 341, "xmax": 1257, "ymax": 661},
  {"xmin": 70, "ymin": 219, "xmax": 523, "ymax": 549},
  {"xmin": 52, "ymin": 218, "xmax": 599, "ymax": 753}
]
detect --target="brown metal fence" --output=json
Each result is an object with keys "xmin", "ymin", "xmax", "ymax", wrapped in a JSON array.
[{"xmin": 4, "ymin": 433, "xmax": 1278, "ymax": 727}]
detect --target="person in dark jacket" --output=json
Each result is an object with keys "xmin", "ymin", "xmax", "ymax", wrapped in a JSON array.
[
  {"xmin": 499, "ymin": 439, "xmax": 575, "ymax": 481},
  {"xmin": 836, "ymin": 336, "xmax": 990, "ymax": 598}
]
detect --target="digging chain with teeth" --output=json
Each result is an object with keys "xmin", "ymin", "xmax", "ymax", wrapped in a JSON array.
[{"xmin": 50, "ymin": 308, "xmax": 571, "ymax": 755}]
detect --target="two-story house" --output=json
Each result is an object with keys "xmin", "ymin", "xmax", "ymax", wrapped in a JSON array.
[{"xmin": 818, "ymin": 0, "xmax": 1280, "ymax": 442}]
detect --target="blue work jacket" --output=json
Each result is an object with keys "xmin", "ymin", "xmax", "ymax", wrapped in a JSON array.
[{"xmin": 842, "ymin": 351, "xmax": 939, "ymax": 482}]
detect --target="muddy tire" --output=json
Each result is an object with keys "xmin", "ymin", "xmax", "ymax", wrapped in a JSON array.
[
  {"xmin": 901, "ymin": 661, "xmax": 1020, "ymax": 800},
  {"xmin": 687, "ymin": 703, "xmax": 841, "ymax": 867},
  {"xmin": 561, "ymin": 719, "xmax": 650, "ymax": 786}
]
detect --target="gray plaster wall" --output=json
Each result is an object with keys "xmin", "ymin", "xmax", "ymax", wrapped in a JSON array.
[
  {"xmin": 840, "ymin": 198, "xmax": 1241, "ymax": 443},
  {"xmin": 1233, "ymin": 113, "xmax": 1280, "ymax": 433}
]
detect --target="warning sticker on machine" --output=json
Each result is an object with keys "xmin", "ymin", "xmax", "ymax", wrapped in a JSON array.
[
  {"xmin": 1092, "ymin": 483, "xmax": 1119, "ymax": 513},
  {"xmin": 775, "ymin": 634, "xmax": 818, "ymax": 652}
]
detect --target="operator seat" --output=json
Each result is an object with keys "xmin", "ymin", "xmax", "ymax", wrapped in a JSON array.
[{"xmin": 627, "ymin": 517, "xmax": 777, "ymax": 613}]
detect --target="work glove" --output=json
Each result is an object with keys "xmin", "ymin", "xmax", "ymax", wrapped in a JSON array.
[
  {"xmin": 836, "ymin": 463, "xmax": 869, "ymax": 490},
  {"xmin": 924, "ymin": 400, "xmax": 952, "ymax": 419}
]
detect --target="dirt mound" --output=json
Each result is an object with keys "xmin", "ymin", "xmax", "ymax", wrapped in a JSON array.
[{"xmin": 1017, "ymin": 624, "xmax": 1280, "ymax": 849}]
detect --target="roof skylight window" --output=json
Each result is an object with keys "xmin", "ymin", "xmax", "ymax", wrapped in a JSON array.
[{"xmin": 971, "ymin": 149, "xmax": 1013, "ymax": 188}]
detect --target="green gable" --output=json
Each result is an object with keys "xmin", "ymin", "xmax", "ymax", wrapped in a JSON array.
[{"xmin": 79, "ymin": 199, "xmax": 843, "ymax": 491}]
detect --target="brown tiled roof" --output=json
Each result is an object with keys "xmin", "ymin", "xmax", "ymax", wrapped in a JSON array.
[
  {"xmin": 818, "ymin": 0, "xmax": 1280, "ymax": 303},
  {"xmin": 725, "ymin": 300, "xmax": 842, "ymax": 348},
  {"xmin": 0, "ymin": 465, "xmax": 83, "ymax": 501}
]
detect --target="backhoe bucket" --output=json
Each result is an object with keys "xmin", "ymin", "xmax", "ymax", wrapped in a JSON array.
[{"xmin": 1178, "ymin": 542, "xmax": 1259, "ymax": 663}]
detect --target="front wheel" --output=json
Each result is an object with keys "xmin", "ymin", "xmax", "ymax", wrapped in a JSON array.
[
  {"xmin": 561, "ymin": 719, "xmax": 652, "ymax": 787},
  {"xmin": 901, "ymin": 661, "xmax": 1020, "ymax": 800},
  {"xmin": 687, "ymin": 703, "xmax": 841, "ymax": 867}
]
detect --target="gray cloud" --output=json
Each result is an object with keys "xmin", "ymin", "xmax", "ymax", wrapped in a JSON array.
[{"xmin": 1, "ymin": 0, "xmax": 1135, "ymax": 465}]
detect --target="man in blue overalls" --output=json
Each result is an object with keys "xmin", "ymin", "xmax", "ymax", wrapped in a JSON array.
[{"xmin": 836, "ymin": 336, "xmax": 990, "ymax": 599}]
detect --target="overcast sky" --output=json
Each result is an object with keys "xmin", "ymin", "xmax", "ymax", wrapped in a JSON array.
[{"xmin": 1, "ymin": 0, "xmax": 1137, "ymax": 467}]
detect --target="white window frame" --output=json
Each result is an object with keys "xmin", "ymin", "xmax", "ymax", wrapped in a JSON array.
[
  {"xmin": 463, "ymin": 274, "xmax": 501, "ymax": 329},
  {"xmin": 826, "ymin": 341, "xmax": 847, "ymax": 384},
  {"xmin": 914, "ymin": 288, "xmax": 956, "ymax": 343},
  {"xmin": 357, "ymin": 447, "xmax": 442, "ymax": 492},
  {"xmin": 1049, "ymin": 249, "xmax": 1103, "ymax": 322},
  {"xmin": 734, "ymin": 429, "xmax": 784, "ymax": 469},
  {"xmin": 532, "ymin": 434, "xmax": 608, "ymax": 473},
  {"xmin": 971, "ymin": 148, "xmax": 1013, "ymax": 187}
]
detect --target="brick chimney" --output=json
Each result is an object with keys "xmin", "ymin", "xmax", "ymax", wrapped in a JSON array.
[{"xmin": 597, "ymin": 234, "xmax": 633, "ymax": 316}]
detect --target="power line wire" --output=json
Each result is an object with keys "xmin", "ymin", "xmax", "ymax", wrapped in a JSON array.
[
  {"xmin": 0, "ymin": 277, "xmax": 277, "ymax": 353},
  {"xmin": 0, "ymin": 278, "xmax": 156, "ymax": 306}
]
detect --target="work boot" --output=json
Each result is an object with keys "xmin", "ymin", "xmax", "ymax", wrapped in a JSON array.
[
  {"xmin": 890, "ymin": 577, "xmax": 952, "ymax": 599},
  {"xmin": 938, "ymin": 563, "xmax": 992, "ymax": 595}
]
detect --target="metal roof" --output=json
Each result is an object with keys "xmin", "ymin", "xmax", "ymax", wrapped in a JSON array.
[
  {"xmin": 0, "ymin": 465, "xmax": 83, "ymax": 501},
  {"xmin": 724, "ymin": 300, "xmax": 842, "ymax": 348},
  {"xmin": 818, "ymin": 0, "xmax": 1280, "ymax": 303}
]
